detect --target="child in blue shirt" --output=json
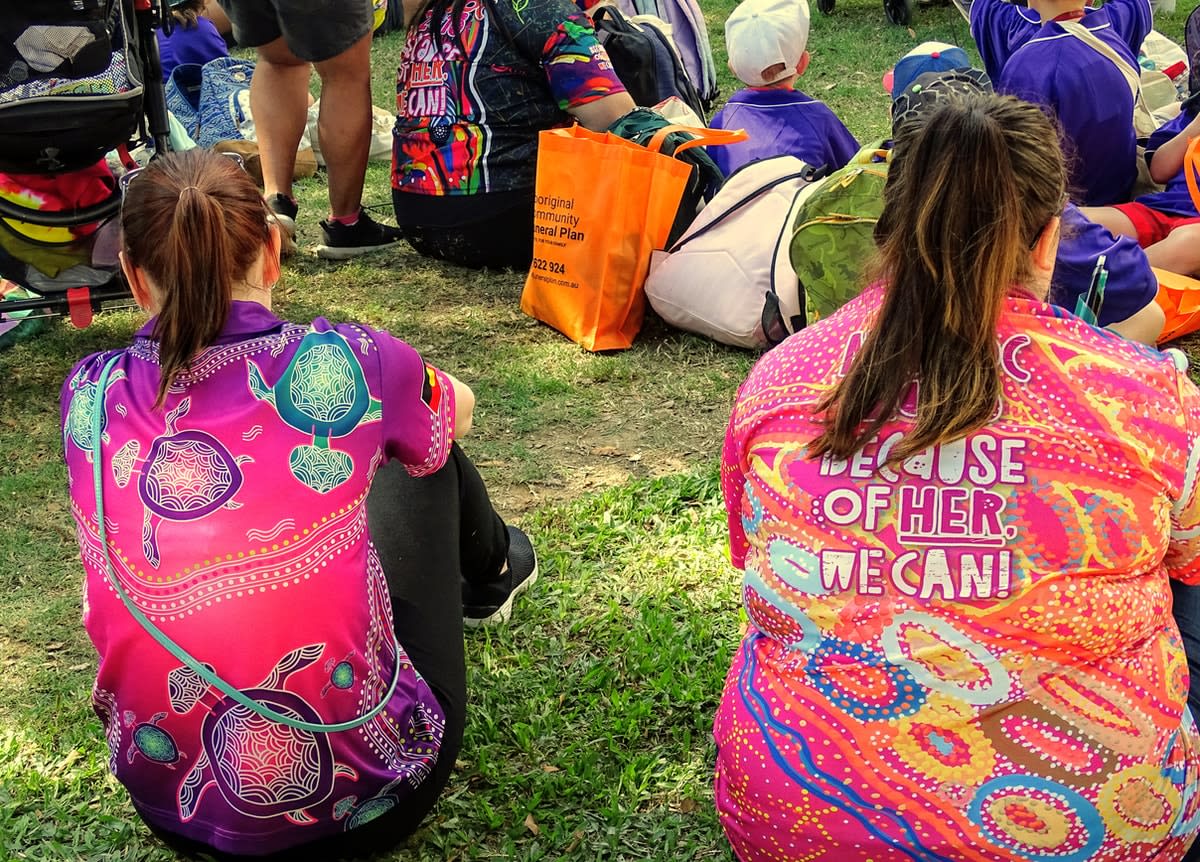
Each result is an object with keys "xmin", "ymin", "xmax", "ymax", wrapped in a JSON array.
[
  {"xmin": 1082, "ymin": 104, "xmax": 1200, "ymax": 277},
  {"xmin": 970, "ymin": 0, "xmax": 1152, "ymax": 206},
  {"xmin": 889, "ymin": 67, "xmax": 1163, "ymax": 344},
  {"xmin": 157, "ymin": 0, "xmax": 229, "ymax": 83},
  {"xmin": 709, "ymin": 0, "xmax": 858, "ymax": 176}
]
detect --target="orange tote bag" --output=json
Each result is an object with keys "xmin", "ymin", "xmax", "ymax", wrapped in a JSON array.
[
  {"xmin": 520, "ymin": 124, "xmax": 746, "ymax": 351},
  {"xmin": 1155, "ymin": 267, "xmax": 1200, "ymax": 343}
]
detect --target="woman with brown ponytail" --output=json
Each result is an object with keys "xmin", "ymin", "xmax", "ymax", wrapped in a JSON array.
[
  {"xmin": 716, "ymin": 93, "xmax": 1200, "ymax": 861},
  {"xmin": 61, "ymin": 149, "xmax": 537, "ymax": 860}
]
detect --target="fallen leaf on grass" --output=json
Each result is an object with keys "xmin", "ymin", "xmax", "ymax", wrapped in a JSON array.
[
  {"xmin": 823, "ymin": 83, "xmax": 837, "ymax": 91},
  {"xmin": 907, "ymin": 27, "xmax": 917, "ymax": 37},
  {"xmin": 679, "ymin": 798, "xmax": 700, "ymax": 814},
  {"xmin": 565, "ymin": 829, "xmax": 585, "ymax": 853},
  {"xmin": 524, "ymin": 813, "xmax": 540, "ymax": 835},
  {"xmin": 541, "ymin": 764, "xmax": 560, "ymax": 773}
]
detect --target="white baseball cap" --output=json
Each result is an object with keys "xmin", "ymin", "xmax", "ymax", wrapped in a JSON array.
[{"xmin": 725, "ymin": 0, "xmax": 811, "ymax": 87}]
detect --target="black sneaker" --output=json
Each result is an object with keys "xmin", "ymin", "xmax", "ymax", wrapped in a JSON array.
[
  {"xmin": 317, "ymin": 209, "xmax": 404, "ymax": 260},
  {"xmin": 463, "ymin": 527, "xmax": 539, "ymax": 628},
  {"xmin": 265, "ymin": 194, "xmax": 298, "ymax": 256}
]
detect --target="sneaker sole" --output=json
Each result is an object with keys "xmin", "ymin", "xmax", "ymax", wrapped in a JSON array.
[
  {"xmin": 315, "ymin": 240, "xmax": 402, "ymax": 261},
  {"xmin": 463, "ymin": 562, "xmax": 539, "ymax": 628}
]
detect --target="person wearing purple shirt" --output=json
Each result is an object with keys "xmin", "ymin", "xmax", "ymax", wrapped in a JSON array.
[
  {"xmin": 892, "ymin": 69, "xmax": 1163, "ymax": 344},
  {"xmin": 1083, "ymin": 105, "xmax": 1200, "ymax": 278},
  {"xmin": 1052, "ymin": 202, "xmax": 1162, "ymax": 341},
  {"xmin": 156, "ymin": 0, "xmax": 230, "ymax": 83},
  {"xmin": 62, "ymin": 150, "xmax": 540, "ymax": 859},
  {"xmin": 709, "ymin": 87, "xmax": 860, "ymax": 175},
  {"xmin": 970, "ymin": 0, "xmax": 1152, "ymax": 206},
  {"xmin": 710, "ymin": 0, "xmax": 858, "ymax": 176}
]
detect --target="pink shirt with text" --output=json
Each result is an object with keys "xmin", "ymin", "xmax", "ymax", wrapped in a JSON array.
[{"xmin": 718, "ymin": 286, "xmax": 1200, "ymax": 861}]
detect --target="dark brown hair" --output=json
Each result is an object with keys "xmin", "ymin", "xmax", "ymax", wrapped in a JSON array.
[
  {"xmin": 170, "ymin": 0, "xmax": 204, "ymax": 27},
  {"xmin": 808, "ymin": 94, "xmax": 1066, "ymax": 463},
  {"xmin": 120, "ymin": 149, "xmax": 270, "ymax": 407}
]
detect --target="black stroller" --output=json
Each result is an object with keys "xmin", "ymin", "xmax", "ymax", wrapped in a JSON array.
[{"xmin": 0, "ymin": 0, "xmax": 173, "ymax": 331}]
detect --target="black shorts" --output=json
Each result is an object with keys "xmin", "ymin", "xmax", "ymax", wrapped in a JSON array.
[{"xmin": 221, "ymin": 0, "xmax": 373, "ymax": 63}]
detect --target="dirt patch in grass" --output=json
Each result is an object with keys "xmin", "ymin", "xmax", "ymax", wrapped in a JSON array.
[{"xmin": 478, "ymin": 400, "xmax": 728, "ymax": 515}]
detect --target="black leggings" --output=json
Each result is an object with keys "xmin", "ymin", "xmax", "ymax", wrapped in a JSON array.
[
  {"xmin": 394, "ymin": 190, "xmax": 535, "ymax": 271},
  {"xmin": 144, "ymin": 444, "xmax": 509, "ymax": 861}
]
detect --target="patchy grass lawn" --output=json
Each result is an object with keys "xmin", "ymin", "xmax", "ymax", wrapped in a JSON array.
[{"xmin": 2, "ymin": 0, "xmax": 1199, "ymax": 859}]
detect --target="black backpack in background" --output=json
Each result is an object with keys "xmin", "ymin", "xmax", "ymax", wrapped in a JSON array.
[
  {"xmin": 608, "ymin": 107, "xmax": 724, "ymax": 246},
  {"xmin": 591, "ymin": 5, "xmax": 706, "ymax": 123}
]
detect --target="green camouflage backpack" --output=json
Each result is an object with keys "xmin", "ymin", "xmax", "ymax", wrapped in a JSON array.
[{"xmin": 786, "ymin": 140, "xmax": 891, "ymax": 327}]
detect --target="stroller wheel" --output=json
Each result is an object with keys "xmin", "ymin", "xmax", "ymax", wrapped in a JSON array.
[
  {"xmin": 818, "ymin": 0, "xmax": 835, "ymax": 14},
  {"xmin": 884, "ymin": 0, "xmax": 912, "ymax": 24}
]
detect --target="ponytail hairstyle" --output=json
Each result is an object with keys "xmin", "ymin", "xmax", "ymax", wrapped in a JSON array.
[
  {"xmin": 120, "ymin": 149, "xmax": 271, "ymax": 407},
  {"xmin": 413, "ymin": 0, "xmax": 486, "ymax": 56},
  {"xmin": 807, "ymin": 94, "xmax": 1066, "ymax": 464}
]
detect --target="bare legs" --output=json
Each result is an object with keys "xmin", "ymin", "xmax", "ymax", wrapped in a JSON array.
[
  {"xmin": 1081, "ymin": 206, "xmax": 1200, "ymax": 277},
  {"xmin": 249, "ymin": 32, "xmax": 373, "ymax": 218}
]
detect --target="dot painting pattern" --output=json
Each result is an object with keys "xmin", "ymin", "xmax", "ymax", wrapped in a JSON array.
[
  {"xmin": 64, "ymin": 311, "xmax": 457, "ymax": 853},
  {"xmin": 716, "ymin": 288, "xmax": 1200, "ymax": 860}
]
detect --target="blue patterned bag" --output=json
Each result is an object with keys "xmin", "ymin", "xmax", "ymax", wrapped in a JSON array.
[
  {"xmin": 165, "ymin": 56, "xmax": 253, "ymax": 149},
  {"xmin": 164, "ymin": 62, "xmax": 202, "ymax": 141}
]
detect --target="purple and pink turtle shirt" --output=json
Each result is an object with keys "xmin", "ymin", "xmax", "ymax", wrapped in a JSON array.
[{"xmin": 62, "ymin": 302, "xmax": 455, "ymax": 855}]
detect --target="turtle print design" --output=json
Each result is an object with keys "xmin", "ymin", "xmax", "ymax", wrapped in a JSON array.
[
  {"xmin": 333, "ymin": 793, "xmax": 398, "ymax": 831},
  {"xmin": 172, "ymin": 644, "xmax": 358, "ymax": 825},
  {"xmin": 247, "ymin": 329, "xmax": 381, "ymax": 494},
  {"xmin": 112, "ymin": 397, "xmax": 250, "ymax": 568},
  {"xmin": 123, "ymin": 710, "xmax": 185, "ymax": 768},
  {"xmin": 64, "ymin": 364, "xmax": 127, "ymax": 462},
  {"xmin": 332, "ymin": 774, "xmax": 406, "ymax": 832}
]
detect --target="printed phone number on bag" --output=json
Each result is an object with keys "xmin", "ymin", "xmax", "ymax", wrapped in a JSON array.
[{"xmin": 531, "ymin": 257, "xmax": 566, "ymax": 275}]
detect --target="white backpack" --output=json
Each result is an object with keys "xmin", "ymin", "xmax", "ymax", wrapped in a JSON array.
[{"xmin": 645, "ymin": 156, "xmax": 820, "ymax": 349}]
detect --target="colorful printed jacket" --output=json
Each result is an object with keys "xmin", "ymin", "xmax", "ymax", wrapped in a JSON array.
[
  {"xmin": 62, "ymin": 302, "xmax": 455, "ymax": 855},
  {"xmin": 393, "ymin": 0, "xmax": 625, "ymax": 198},
  {"xmin": 718, "ymin": 286, "xmax": 1200, "ymax": 861}
]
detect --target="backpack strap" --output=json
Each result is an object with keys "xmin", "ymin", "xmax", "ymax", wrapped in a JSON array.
[
  {"xmin": 1059, "ymin": 21, "xmax": 1158, "ymax": 138},
  {"xmin": 88, "ymin": 352, "xmax": 403, "ymax": 734},
  {"xmin": 669, "ymin": 168, "xmax": 815, "ymax": 252},
  {"xmin": 645, "ymin": 123, "xmax": 746, "ymax": 155}
]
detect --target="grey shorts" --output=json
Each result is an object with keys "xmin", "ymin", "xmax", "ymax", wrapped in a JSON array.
[{"xmin": 221, "ymin": 0, "xmax": 374, "ymax": 63}]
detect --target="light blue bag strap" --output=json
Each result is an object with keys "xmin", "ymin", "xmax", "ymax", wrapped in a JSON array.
[{"xmin": 89, "ymin": 352, "xmax": 400, "ymax": 733}]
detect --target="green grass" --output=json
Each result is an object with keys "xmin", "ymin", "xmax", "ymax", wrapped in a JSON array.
[{"xmin": 5, "ymin": 1, "xmax": 1200, "ymax": 858}]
